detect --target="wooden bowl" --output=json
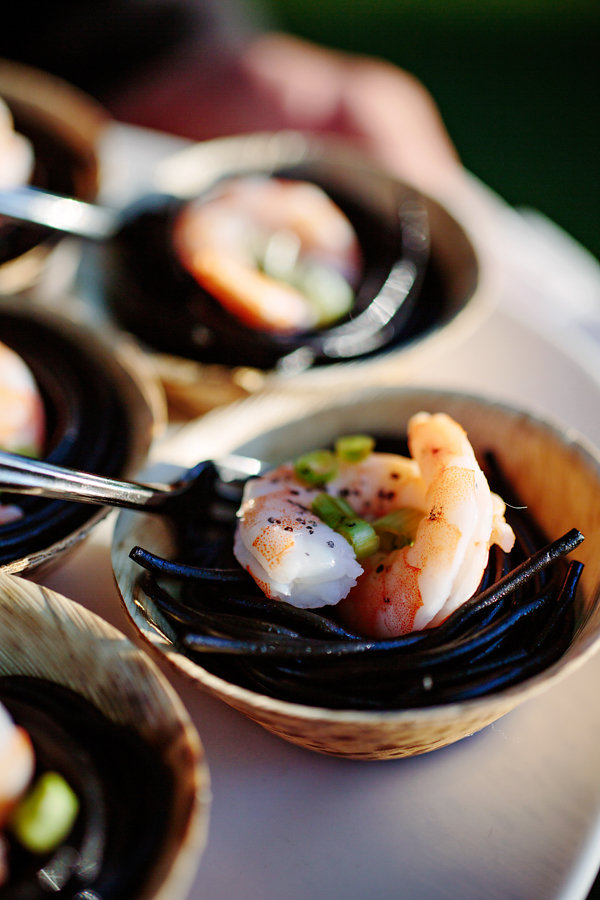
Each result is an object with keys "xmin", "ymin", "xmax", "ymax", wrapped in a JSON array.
[
  {"xmin": 112, "ymin": 386, "xmax": 600, "ymax": 759},
  {"xmin": 0, "ymin": 301, "xmax": 165, "ymax": 576},
  {"xmin": 0, "ymin": 574, "xmax": 210, "ymax": 898},
  {"xmin": 0, "ymin": 58, "xmax": 109, "ymax": 293}
]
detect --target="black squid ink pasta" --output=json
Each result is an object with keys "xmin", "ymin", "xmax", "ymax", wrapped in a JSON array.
[{"xmin": 129, "ymin": 438, "xmax": 584, "ymax": 711}]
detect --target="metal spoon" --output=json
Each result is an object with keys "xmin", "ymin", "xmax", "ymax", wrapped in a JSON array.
[
  {"xmin": 0, "ymin": 185, "xmax": 125, "ymax": 240},
  {"xmin": 0, "ymin": 450, "xmax": 267, "ymax": 513}
]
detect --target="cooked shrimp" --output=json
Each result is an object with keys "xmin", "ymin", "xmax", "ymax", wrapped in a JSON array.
[
  {"xmin": 337, "ymin": 412, "xmax": 516, "ymax": 637},
  {"xmin": 234, "ymin": 451, "xmax": 428, "ymax": 609},
  {"xmin": 0, "ymin": 700, "xmax": 34, "ymax": 828},
  {"xmin": 235, "ymin": 413, "xmax": 515, "ymax": 637},
  {"xmin": 0, "ymin": 340, "xmax": 46, "ymax": 525},
  {"xmin": 0, "ymin": 340, "xmax": 45, "ymax": 457},
  {"xmin": 0, "ymin": 97, "xmax": 34, "ymax": 190},
  {"xmin": 173, "ymin": 175, "xmax": 363, "ymax": 334},
  {"xmin": 234, "ymin": 463, "xmax": 362, "ymax": 608}
]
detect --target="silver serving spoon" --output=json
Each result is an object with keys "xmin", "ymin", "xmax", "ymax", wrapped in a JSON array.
[
  {"xmin": 0, "ymin": 185, "xmax": 125, "ymax": 240},
  {"xmin": 0, "ymin": 450, "xmax": 267, "ymax": 513}
]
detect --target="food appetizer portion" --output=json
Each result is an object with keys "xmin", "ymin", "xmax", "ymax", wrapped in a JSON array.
[
  {"xmin": 0, "ymin": 680, "xmax": 174, "ymax": 898},
  {"xmin": 0, "ymin": 307, "xmax": 156, "ymax": 573},
  {"xmin": 174, "ymin": 175, "xmax": 363, "ymax": 335},
  {"xmin": 113, "ymin": 385, "xmax": 599, "ymax": 757},
  {"xmin": 0, "ymin": 695, "xmax": 78, "ymax": 892},
  {"xmin": 105, "ymin": 155, "xmax": 430, "ymax": 373},
  {"xmin": 0, "ymin": 575, "xmax": 209, "ymax": 896},
  {"xmin": 128, "ymin": 411, "xmax": 585, "ymax": 712}
]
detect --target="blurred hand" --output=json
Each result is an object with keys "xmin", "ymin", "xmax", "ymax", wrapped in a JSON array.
[{"xmin": 110, "ymin": 32, "xmax": 461, "ymax": 194}]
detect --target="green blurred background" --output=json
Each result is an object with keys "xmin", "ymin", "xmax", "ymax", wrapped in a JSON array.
[{"xmin": 264, "ymin": 0, "xmax": 599, "ymax": 259}]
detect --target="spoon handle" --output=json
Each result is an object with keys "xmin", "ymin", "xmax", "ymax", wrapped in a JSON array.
[
  {"xmin": 0, "ymin": 452, "xmax": 169, "ymax": 511},
  {"xmin": 0, "ymin": 452, "xmax": 267, "ymax": 512},
  {"xmin": 0, "ymin": 186, "xmax": 118, "ymax": 240}
]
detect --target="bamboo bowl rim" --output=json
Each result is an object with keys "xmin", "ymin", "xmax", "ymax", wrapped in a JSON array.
[{"xmin": 112, "ymin": 385, "xmax": 600, "ymax": 759}]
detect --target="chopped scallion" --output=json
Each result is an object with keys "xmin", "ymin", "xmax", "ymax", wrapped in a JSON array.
[
  {"xmin": 337, "ymin": 518, "xmax": 380, "ymax": 559},
  {"xmin": 10, "ymin": 771, "xmax": 79, "ymax": 855},
  {"xmin": 311, "ymin": 493, "xmax": 356, "ymax": 528},
  {"xmin": 373, "ymin": 508, "xmax": 422, "ymax": 551},
  {"xmin": 335, "ymin": 434, "xmax": 375, "ymax": 462},
  {"xmin": 293, "ymin": 450, "xmax": 338, "ymax": 486},
  {"xmin": 311, "ymin": 493, "xmax": 379, "ymax": 559}
]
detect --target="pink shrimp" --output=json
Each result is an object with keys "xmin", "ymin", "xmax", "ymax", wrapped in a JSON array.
[
  {"xmin": 0, "ymin": 341, "xmax": 45, "ymax": 456},
  {"xmin": 0, "ymin": 701, "xmax": 35, "ymax": 886},
  {"xmin": 337, "ymin": 412, "xmax": 515, "ymax": 637},
  {"xmin": 235, "ymin": 413, "xmax": 515, "ymax": 635},
  {"xmin": 234, "ymin": 463, "xmax": 363, "ymax": 609},
  {"xmin": 234, "ymin": 451, "xmax": 427, "ymax": 609},
  {"xmin": 173, "ymin": 175, "xmax": 362, "ymax": 334},
  {"xmin": 0, "ymin": 701, "xmax": 34, "ymax": 829},
  {"xmin": 0, "ymin": 340, "xmax": 46, "ymax": 524},
  {"xmin": 0, "ymin": 97, "xmax": 34, "ymax": 190}
]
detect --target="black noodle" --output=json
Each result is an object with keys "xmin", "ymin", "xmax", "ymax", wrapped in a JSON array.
[{"xmin": 129, "ymin": 446, "xmax": 584, "ymax": 710}]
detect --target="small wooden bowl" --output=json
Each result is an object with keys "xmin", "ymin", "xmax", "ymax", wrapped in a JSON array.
[
  {"xmin": 0, "ymin": 574, "xmax": 210, "ymax": 898},
  {"xmin": 0, "ymin": 58, "xmax": 108, "ymax": 293},
  {"xmin": 112, "ymin": 386, "xmax": 600, "ymax": 759},
  {"xmin": 0, "ymin": 301, "xmax": 165, "ymax": 576}
]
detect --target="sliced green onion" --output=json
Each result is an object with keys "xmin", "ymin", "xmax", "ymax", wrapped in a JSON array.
[
  {"xmin": 336, "ymin": 518, "xmax": 380, "ymax": 559},
  {"xmin": 311, "ymin": 492, "xmax": 356, "ymax": 528},
  {"xmin": 10, "ymin": 771, "xmax": 79, "ymax": 855},
  {"xmin": 373, "ymin": 508, "xmax": 422, "ymax": 551},
  {"xmin": 259, "ymin": 228, "xmax": 302, "ymax": 282},
  {"xmin": 295, "ymin": 262, "xmax": 355, "ymax": 327},
  {"xmin": 335, "ymin": 434, "xmax": 375, "ymax": 463},
  {"xmin": 310, "ymin": 493, "xmax": 379, "ymax": 559},
  {"xmin": 293, "ymin": 449, "xmax": 338, "ymax": 486},
  {"xmin": 258, "ymin": 231, "xmax": 354, "ymax": 328}
]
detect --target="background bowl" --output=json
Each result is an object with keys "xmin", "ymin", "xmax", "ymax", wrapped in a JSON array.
[
  {"xmin": 101, "ymin": 132, "xmax": 480, "ymax": 418},
  {"xmin": 0, "ymin": 58, "xmax": 108, "ymax": 293},
  {"xmin": 112, "ymin": 386, "xmax": 600, "ymax": 759},
  {"xmin": 0, "ymin": 301, "xmax": 165, "ymax": 576},
  {"xmin": 0, "ymin": 573, "xmax": 210, "ymax": 899}
]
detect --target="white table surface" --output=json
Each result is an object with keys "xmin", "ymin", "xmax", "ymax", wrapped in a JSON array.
[{"xmin": 39, "ymin": 122, "xmax": 600, "ymax": 900}]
